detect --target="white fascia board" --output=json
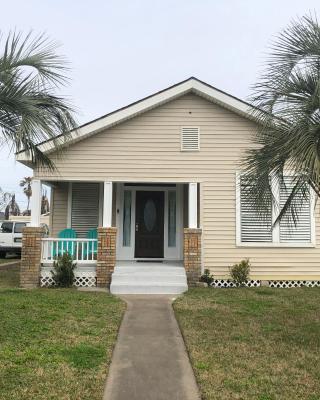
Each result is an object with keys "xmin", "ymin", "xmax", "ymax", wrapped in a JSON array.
[
  {"xmin": 191, "ymin": 80, "xmax": 253, "ymax": 116},
  {"xmin": 16, "ymin": 78, "xmax": 255, "ymax": 163}
]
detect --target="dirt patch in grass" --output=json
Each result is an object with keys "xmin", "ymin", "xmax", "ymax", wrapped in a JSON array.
[
  {"xmin": 0, "ymin": 256, "xmax": 20, "ymax": 264},
  {"xmin": 0, "ymin": 289, "xmax": 125, "ymax": 400},
  {"xmin": 0, "ymin": 264, "xmax": 20, "ymax": 287},
  {"xmin": 174, "ymin": 288, "xmax": 320, "ymax": 400}
]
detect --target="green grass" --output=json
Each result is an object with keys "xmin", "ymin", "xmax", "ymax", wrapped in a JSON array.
[
  {"xmin": 174, "ymin": 288, "xmax": 320, "ymax": 400},
  {"xmin": 0, "ymin": 270, "xmax": 125, "ymax": 400}
]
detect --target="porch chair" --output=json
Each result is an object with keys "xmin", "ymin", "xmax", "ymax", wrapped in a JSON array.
[
  {"xmin": 54, "ymin": 228, "xmax": 77, "ymax": 258},
  {"xmin": 83, "ymin": 228, "xmax": 98, "ymax": 260}
]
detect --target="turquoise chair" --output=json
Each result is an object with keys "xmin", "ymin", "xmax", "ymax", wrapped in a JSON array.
[
  {"xmin": 54, "ymin": 228, "xmax": 77, "ymax": 258},
  {"xmin": 84, "ymin": 229, "xmax": 98, "ymax": 259}
]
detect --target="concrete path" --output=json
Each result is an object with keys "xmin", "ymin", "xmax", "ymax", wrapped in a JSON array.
[{"xmin": 103, "ymin": 295, "xmax": 200, "ymax": 400}]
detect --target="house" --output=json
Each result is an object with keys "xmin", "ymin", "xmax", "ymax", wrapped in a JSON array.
[{"xmin": 17, "ymin": 77, "xmax": 319, "ymax": 293}]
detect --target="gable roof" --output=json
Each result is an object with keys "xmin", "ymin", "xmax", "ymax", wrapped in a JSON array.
[{"xmin": 16, "ymin": 77, "xmax": 256, "ymax": 164}]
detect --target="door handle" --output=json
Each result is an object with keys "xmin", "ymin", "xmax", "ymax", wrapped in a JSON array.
[{"xmin": 135, "ymin": 224, "xmax": 139, "ymax": 232}]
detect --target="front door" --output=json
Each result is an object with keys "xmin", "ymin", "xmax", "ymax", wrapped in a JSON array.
[{"xmin": 135, "ymin": 191, "xmax": 164, "ymax": 258}]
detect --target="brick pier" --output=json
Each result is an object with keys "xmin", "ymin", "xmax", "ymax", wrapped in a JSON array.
[
  {"xmin": 20, "ymin": 226, "xmax": 45, "ymax": 288},
  {"xmin": 184, "ymin": 228, "xmax": 202, "ymax": 285},
  {"xmin": 97, "ymin": 227, "xmax": 117, "ymax": 287}
]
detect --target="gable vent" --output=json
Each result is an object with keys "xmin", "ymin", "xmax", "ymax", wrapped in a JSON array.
[{"xmin": 181, "ymin": 127, "xmax": 200, "ymax": 151}]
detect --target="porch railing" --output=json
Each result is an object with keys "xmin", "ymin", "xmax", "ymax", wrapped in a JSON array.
[{"xmin": 41, "ymin": 238, "xmax": 97, "ymax": 263}]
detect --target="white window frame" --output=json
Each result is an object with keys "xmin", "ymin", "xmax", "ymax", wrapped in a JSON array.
[{"xmin": 235, "ymin": 172, "xmax": 316, "ymax": 248}]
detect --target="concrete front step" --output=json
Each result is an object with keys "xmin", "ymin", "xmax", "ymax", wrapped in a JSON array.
[
  {"xmin": 110, "ymin": 261, "xmax": 188, "ymax": 294},
  {"xmin": 114, "ymin": 266, "xmax": 185, "ymax": 274},
  {"xmin": 112, "ymin": 273, "xmax": 187, "ymax": 284},
  {"xmin": 110, "ymin": 282, "xmax": 188, "ymax": 295}
]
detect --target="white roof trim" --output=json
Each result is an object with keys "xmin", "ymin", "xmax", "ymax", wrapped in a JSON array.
[{"xmin": 16, "ymin": 77, "xmax": 255, "ymax": 163}]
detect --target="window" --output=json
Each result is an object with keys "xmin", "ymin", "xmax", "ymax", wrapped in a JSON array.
[
  {"xmin": 181, "ymin": 127, "xmax": 200, "ymax": 151},
  {"xmin": 237, "ymin": 174, "xmax": 313, "ymax": 246},
  {"xmin": 14, "ymin": 223, "xmax": 26, "ymax": 233},
  {"xmin": 1, "ymin": 222, "xmax": 13, "ymax": 233},
  {"xmin": 168, "ymin": 191, "xmax": 176, "ymax": 247},
  {"xmin": 279, "ymin": 177, "xmax": 311, "ymax": 243},
  {"xmin": 240, "ymin": 177, "xmax": 273, "ymax": 243},
  {"xmin": 123, "ymin": 190, "xmax": 132, "ymax": 246},
  {"xmin": 71, "ymin": 183, "xmax": 99, "ymax": 238}
]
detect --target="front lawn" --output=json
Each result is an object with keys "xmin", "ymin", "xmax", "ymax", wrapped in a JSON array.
[
  {"xmin": 0, "ymin": 288, "xmax": 125, "ymax": 400},
  {"xmin": 174, "ymin": 288, "xmax": 320, "ymax": 400}
]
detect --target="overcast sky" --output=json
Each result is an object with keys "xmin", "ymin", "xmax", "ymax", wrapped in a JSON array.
[{"xmin": 1, "ymin": 0, "xmax": 319, "ymax": 209}]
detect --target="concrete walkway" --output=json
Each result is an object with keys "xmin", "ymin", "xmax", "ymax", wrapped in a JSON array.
[{"xmin": 103, "ymin": 295, "xmax": 200, "ymax": 400}]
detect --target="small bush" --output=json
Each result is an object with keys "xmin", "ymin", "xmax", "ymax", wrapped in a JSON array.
[
  {"xmin": 230, "ymin": 259, "xmax": 250, "ymax": 287},
  {"xmin": 51, "ymin": 253, "xmax": 76, "ymax": 287},
  {"xmin": 200, "ymin": 269, "xmax": 214, "ymax": 285}
]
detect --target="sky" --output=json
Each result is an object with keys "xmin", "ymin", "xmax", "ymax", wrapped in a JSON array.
[{"xmin": 1, "ymin": 0, "xmax": 319, "ymax": 210}]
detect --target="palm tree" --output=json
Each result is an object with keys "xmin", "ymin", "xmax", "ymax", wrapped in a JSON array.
[
  {"xmin": 0, "ymin": 187, "xmax": 11, "ymax": 211},
  {"xmin": 0, "ymin": 32, "xmax": 77, "ymax": 169},
  {"xmin": 4, "ymin": 194, "xmax": 20, "ymax": 219},
  {"xmin": 243, "ymin": 14, "xmax": 320, "ymax": 223},
  {"xmin": 20, "ymin": 176, "xmax": 32, "ymax": 212},
  {"xmin": 41, "ymin": 189, "xmax": 50, "ymax": 214}
]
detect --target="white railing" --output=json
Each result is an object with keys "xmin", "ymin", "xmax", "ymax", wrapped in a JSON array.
[{"xmin": 41, "ymin": 238, "xmax": 97, "ymax": 263}]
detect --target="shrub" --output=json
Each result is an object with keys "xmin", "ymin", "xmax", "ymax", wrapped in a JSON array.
[
  {"xmin": 51, "ymin": 253, "xmax": 76, "ymax": 287},
  {"xmin": 230, "ymin": 259, "xmax": 250, "ymax": 287},
  {"xmin": 200, "ymin": 269, "xmax": 214, "ymax": 285}
]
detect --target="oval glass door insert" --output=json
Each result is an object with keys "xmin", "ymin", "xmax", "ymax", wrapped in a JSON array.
[{"xmin": 144, "ymin": 199, "xmax": 157, "ymax": 232}]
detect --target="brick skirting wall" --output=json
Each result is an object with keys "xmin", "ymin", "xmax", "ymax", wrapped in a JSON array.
[
  {"xmin": 184, "ymin": 228, "xmax": 202, "ymax": 285},
  {"xmin": 20, "ymin": 226, "xmax": 45, "ymax": 288},
  {"xmin": 97, "ymin": 227, "xmax": 117, "ymax": 287}
]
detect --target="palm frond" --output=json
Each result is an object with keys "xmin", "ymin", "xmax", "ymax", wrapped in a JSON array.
[
  {"xmin": 0, "ymin": 31, "xmax": 77, "ymax": 169},
  {"xmin": 243, "ymin": 13, "xmax": 320, "ymax": 225}
]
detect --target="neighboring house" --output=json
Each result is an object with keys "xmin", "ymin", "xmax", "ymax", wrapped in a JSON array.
[{"xmin": 16, "ymin": 77, "xmax": 319, "ymax": 292}]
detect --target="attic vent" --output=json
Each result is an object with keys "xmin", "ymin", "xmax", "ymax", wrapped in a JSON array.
[{"xmin": 181, "ymin": 127, "xmax": 200, "ymax": 151}]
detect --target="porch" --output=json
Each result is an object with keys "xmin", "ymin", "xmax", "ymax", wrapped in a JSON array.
[{"xmin": 20, "ymin": 180, "xmax": 202, "ymax": 292}]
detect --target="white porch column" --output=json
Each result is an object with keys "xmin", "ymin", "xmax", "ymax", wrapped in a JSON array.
[
  {"xmin": 30, "ymin": 179, "xmax": 42, "ymax": 227},
  {"xmin": 102, "ymin": 181, "xmax": 113, "ymax": 227},
  {"xmin": 188, "ymin": 182, "xmax": 198, "ymax": 229}
]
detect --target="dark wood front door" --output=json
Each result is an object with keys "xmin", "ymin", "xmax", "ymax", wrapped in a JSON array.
[{"xmin": 135, "ymin": 191, "xmax": 164, "ymax": 258}]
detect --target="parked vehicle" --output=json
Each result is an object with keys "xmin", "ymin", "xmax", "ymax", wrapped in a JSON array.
[{"xmin": 0, "ymin": 220, "xmax": 48, "ymax": 258}]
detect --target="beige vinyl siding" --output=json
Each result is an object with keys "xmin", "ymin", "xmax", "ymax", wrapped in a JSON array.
[
  {"xmin": 37, "ymin": 93, "xmax": 320, "ymax": 279},
  {"xmin": 51, "ymin": 182, "xmax": 68, "ymax": 236}
]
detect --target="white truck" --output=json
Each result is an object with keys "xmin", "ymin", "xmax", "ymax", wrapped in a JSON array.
[
  {"xmin": 0, "ymin": 220, "xmax": 29, "ymax": 257},
  {"xmin": 0, "ymin": 221, "xmax": 49, "ymax": 258}
]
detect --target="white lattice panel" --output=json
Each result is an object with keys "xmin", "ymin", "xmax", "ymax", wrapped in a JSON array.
[
  {"xmin": 269, "ymin": 280, "xmax": 320, "ymax": 288},
  {"xmin": 40, "ymin": 267, "xmax": 96, "ymax": 287},
  {"xmin": 212, "ymin": 279, "xmax": 261, "ymax": 288},
  {"xmin": 74, "ymin": 273, "xmax": 96, "ymax": 287},
  {"xmin": 40, "ymin": 275, "xmax": 56, "ymax": 287}
]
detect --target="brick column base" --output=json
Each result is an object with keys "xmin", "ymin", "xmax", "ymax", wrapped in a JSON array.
[
  {"xmin": 97, "ymin": 227, "xmax": 117, "ymax": 288},
  {"xmin": 184, "ymin": 228, "xmax": 202, "ymax": 286},
  {"xmin": 20, "ymin": 227, "xmax": 45, "ymax": 288}
]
